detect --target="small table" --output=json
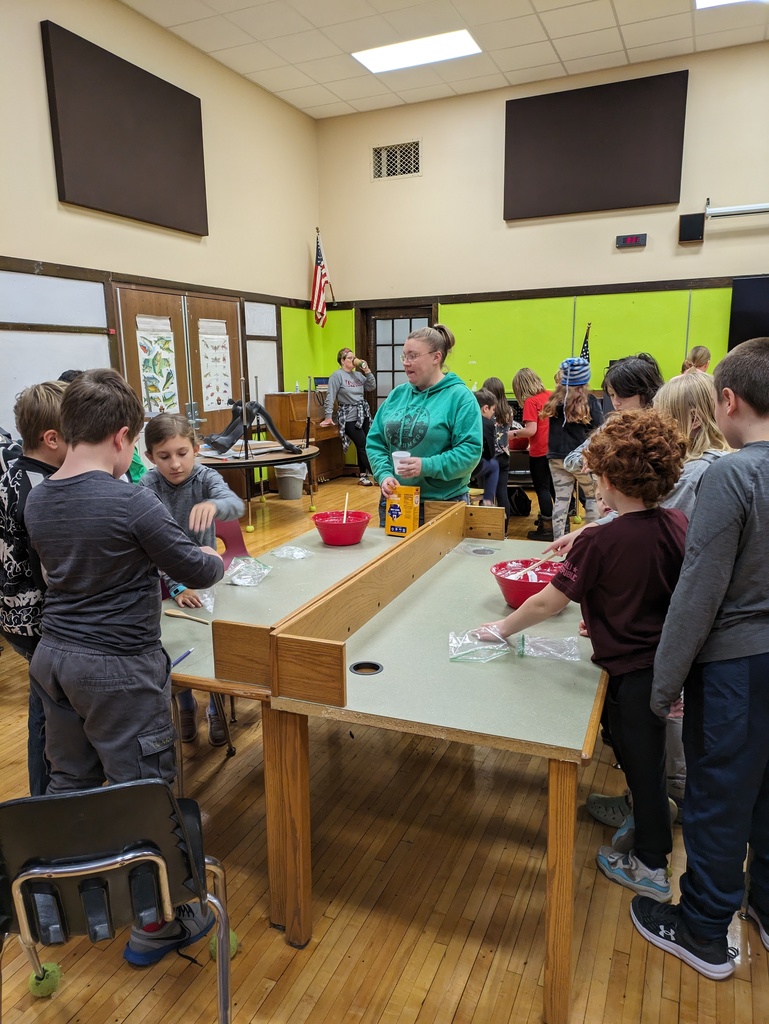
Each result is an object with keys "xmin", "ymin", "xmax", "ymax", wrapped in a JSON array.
[{"xmin": 198, "ymin": 442, "xmax": 320, "ymax": 516}]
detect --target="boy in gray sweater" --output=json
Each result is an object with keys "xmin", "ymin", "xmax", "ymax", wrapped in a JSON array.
[{"xmin": 631, "ymin": 337, "xmax": 769, "ymax": 981}]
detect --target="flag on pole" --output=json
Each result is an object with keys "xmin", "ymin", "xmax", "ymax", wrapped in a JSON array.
[
  {"xmin": 580, "ymin": 322, "xmax": 591, "ymax": 361},
  {"xmin": 311, "ymin": 232, "xmax": 330, "ymax": 327}
]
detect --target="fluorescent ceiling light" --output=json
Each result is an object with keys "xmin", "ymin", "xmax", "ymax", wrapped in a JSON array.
[
  {"xmin": 695, "ymin": 0, "xmax": 764, "ymax": 9},
  {"xmin": 353, "ymin": 30, "xmax": 481, "ymax": 74}
]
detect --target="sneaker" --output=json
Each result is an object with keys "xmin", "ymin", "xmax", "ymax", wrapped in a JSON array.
[
  {"xmin": 746, "ymin": 904, "xmax": 769, "ymax": 951},
  {"xmin": 586, "ymin": 791, "xmax": 632, "ymax": 827},
  {"xmin": 207, "ymin": 708, "xmax": 227, "ymax": 747},
  {"xmin": 630, "ymin": 895, "xmax": 736, "ymax": 980},
  {"xmin": 358, "ymin": 475, "xmax": 373, "ymax": 487},
  {"xmin": 611, "ymin": 798, "xmax": 681, "ymax": 854},
  {"xmin": 123, "ymin": 902, "xmax": 215, "ymax": 966},
  {"xmin": 596, "ymin": 846, "xmax": 671, "ymax": 902},
  {"xmin": 179, "ymin": 697, "xmax": 198, "ymax": 743}
]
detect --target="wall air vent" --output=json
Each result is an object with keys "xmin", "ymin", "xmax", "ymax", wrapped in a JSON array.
[{"xmin": 373, "ymin": 141, "xmax": 420, "ymax": 180}]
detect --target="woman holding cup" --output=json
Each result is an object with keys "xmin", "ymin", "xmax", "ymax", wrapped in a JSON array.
[
  {"xmin": 319, "ymin": 348, "xmax": 377, "ymax": 485},
  {"xmin": 366, "ymin": 324, "xmax": 482, "ymax": 526}
]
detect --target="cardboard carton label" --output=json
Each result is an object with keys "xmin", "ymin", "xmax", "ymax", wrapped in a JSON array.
[{"xmin": 385, "ymin": 485, "xmax": 420, "ymax": 537}]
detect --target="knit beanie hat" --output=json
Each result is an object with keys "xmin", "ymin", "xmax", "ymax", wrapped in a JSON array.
[{"xmin": 559, "ymin": 357, "xmax": 591, "ymax": 387}]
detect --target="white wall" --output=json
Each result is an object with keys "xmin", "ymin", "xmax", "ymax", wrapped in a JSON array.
[
  {"xmin": 317, "ymin": 43, "xmax": 769, "ymax": 299},
  {"xmin": 0, "ymin": 0, "xmax": 319, "ymax": 299}
]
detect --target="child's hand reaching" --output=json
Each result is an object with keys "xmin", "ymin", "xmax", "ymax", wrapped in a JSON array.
[
  {"xmin": 175, "ymin": 589, "xmax": 202, "ymax": 608},
  {"xmin": 578, "ymin": 619, "xmax": 589, "ymax": 637},
  {"xmin": 189, "ymin": 501, "xmax": 217, "ymax": 533},
  {"xmin": 474, "ymin": 620, "xmax": 513, "ymax": 642}
]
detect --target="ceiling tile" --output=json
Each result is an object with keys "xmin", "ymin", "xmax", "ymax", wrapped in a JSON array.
[
  {"xmin": 530, "ymin": 0, "xmax": 606, "ymax": 13},
  {"xmin": 612, "ymin": 0, "xmax": 690, "ymax": 24},
  {"xmin": 170, "ymin": 16, "xmax": 256, "ymax": 51},
  {"xmin": 395, "ymin": 83, "xmax": 457, "ymax": 103},
  {"xmin": 203, "ymin": 0, "xmax": 276, "ymax": 12},
  {"xmin": 471, "ymin": 15, "xmax": 547, "ymax": 51},
  {"xmin": 627, "ymin": 38, "xmax": 694, "ymax": 64},
  {"xmin": 368, "ymin": 0, "xmax": 431, "ymax": 11},
  {"xmin": 433, "ymin": 53, "xmax": 504, "ymax": 82},
  {"xmin": 695, "ymin": 5, "xmax": 769, "ymax": 34},
  {"xmin": 563, "ymin": 50, "xmax": 628, "ymax": 75},
  {"xmin": 696, "ymin": 25, "xmax": 766, "ymax": 51},
  {"xmin": 285, "ymin": 0, "xmax": 380, "ymax": 29},
  {"xmin": 382, "ymin": 1, "xmax": 466, "ymax": 38},
  {"xmin": 504, "ymin": 63, "xmax": 566, "ymax": 85},
  {"xmin": 325, "ymin": 76, "xmax": 393, "ymax": 99},
  {"xmin": 294, "ymin": 53, "xmax": 371, "ymax": 82},
  {"xmin": 348, "ymin": 93, "xmax": 405, "ymax": 111},
  {"xmin": 376, "ymin": 65, "xmax": 445, "ymax": 89},
  {"xmin": 122, "ymin": 0, "xmax": 214, "ymax": 28},
  {"xmin": 247, "ymin": 64, "xmax": 317, "ymax": 91},
  {"xmin": 321, "ymin": 15, "xmax": 405, "ymax": 50},
  {"xmin": 491, "ymin": 39, "xmax": 560, "ymax": 72},
  {"xmin": 452, "ymin": 0, "xmax": 535, "ymax": 26},
  {"xmin": 621, "ymin": 14, "xmax": 692, "ymax": 49},
  {"xmin": 262, "ymin": 30, "xmax": 344, "ymax": 61},
  {"xmin": 302, "ymin": 100, "xmax": 358, "ymax": 118},
  {"xmin": 275, "ymin": 83, "xmax": 342, "ymax": 107},
  {"xmin": 211, "ymin": 40, "xmax": 288, "ymax": 72},
  {"xmin": 226, "ymin": 3, "xmax": 315, "ymax": 39},
  {"xmin": 554, "ymin": 27, "xmax": 625, "ymax": 61},
  {"xmin": 450, "ymin": 72, "xmax": 510, "ymax": 94},
  {"xmin": 539, "ymin": 0, "xmax": 617, "ymax": 39}
]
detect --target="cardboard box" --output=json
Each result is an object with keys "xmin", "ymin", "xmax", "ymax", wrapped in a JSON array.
[{"xmin": 385, "ymin": 485, "xmax": 420, "ymax": 537}]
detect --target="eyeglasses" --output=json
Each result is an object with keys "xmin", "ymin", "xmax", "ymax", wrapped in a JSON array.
[{"xmin": 400, "ymin": 350, "xmax": 430, "ymax": 364}]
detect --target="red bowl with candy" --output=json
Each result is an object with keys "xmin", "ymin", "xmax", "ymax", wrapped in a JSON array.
[
  {"xmin": 490, "ymin": 558, "xmax": 562, "ymax": 608},
  {"xmin": 312, "ymin": 510, "xmax": 371, "ymax": 546}
]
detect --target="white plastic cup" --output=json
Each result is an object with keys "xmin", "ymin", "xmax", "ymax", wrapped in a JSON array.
[{"xmin": 392, "ymin": 451, "xmax": 410, "ymax": 476}]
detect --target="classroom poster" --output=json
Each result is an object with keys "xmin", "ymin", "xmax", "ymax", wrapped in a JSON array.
[
  {"xmin": 198, "ymin": 319, "xmax": 232, "ymax": 411},
  {"xmin": 135, "ymin": 315, "xmax": 180, "ymax": 414}
]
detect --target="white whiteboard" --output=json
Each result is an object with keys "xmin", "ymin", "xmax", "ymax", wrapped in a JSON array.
[
  {"xmin": 0, "ymin": 332, "xmax": 111, "ymax": 434},
  {"xmin": 247, "ymin": 339, "xmax": 279, "ymax": 404},
  {"xmin": 0, "ymin": 272, "xmax": 107, "ymax": 327}
]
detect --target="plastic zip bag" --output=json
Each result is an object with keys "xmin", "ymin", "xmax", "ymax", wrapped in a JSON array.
[
  {"xmin": 516, "ymin": 634, "xmax": 580, "ymax": 661},
  {"xmin": 449, "ymin": 626, "xmax": 512, "ymax": 663},
  {"xmin": 271, "ymin": 544, "xmax": 313, "ymax": 559},
  {"xmin": 224, "ymin": 556, "xmax": 272, "ymax": 587},
  {"xmin": 197, "ymin": 586, "xmax": 216, "ymax": 614}
]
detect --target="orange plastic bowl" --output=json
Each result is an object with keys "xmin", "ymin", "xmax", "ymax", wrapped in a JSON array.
[
  {"xmin": 312, "ymin": 510, "xmax": 372, "ymax": 546},
  {"xmin": 490, "ymin": 558, "xmax": 562, "ymax": 608}
]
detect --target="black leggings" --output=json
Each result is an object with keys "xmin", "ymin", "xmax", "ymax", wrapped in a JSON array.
[
  {"xmin": 529, "ymin": 455, "xmax": 554, "ymax": 518},
  {"xmin": 494, "ymin": 454, "xmax": 510, "ymax": 524},
  {"xmin": 344, "ymin": 421, "xmax": 371, "ymax": 475}
]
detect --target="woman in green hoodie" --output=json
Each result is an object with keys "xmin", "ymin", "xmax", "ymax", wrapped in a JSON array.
[{"xmin": 366, "ymin": 324, "xmax": 482, "ymax": 526}]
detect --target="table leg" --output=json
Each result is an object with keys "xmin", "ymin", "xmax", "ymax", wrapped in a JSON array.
[
  {"xmin": 544, "ymin": 758, "xmax": 577, "ymax": 1024},
  {"xmin": 262, "ymin": 702, "xmax": 312, "ymax": 947}
]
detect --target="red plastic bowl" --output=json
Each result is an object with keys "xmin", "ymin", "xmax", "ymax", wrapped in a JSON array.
[
  {"xmin": 312, "ymin": 510, "xmax": 372, "ymax": 546},
  {"xmin": 490, "ymin": 558, "xmax": 562, "ymax": 608}
]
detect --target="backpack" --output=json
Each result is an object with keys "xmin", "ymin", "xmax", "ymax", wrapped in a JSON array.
[{"xmin": 508, "ymin": 486, "xmax": 532, "ymax": 517}]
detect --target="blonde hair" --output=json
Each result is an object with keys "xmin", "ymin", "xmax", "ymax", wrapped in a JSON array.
[
  {"xmin": 14, "ymin": 381, "xmax": 68, "ymax": 450},
  {"xmin": 682, "ymin": 345, "xmax": 710, "ymax": 373},
  {"xmin": 653, "ymin": 372, "xmax": 729, "ymax": 461},
  {"xmin": 512, "ymin": 368, "xmax": 545, "ymax": 404},
  {"xmin": 542, "ymin": 383, "xmax": 592, "ymax": 424}
]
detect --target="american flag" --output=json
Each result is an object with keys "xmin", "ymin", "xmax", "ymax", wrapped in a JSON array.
[
  {"xmin": 580, "ymin": 322, "xmax": 591, "ymax": 361},
  {"xmin": 311, "ymin": 234, "xmax": 330, "ymax": 327}
]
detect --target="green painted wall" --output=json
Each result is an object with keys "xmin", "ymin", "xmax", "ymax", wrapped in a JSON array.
[{"xmin": 280, "ymin": 307, "xmax": 355, "ymax": 388}]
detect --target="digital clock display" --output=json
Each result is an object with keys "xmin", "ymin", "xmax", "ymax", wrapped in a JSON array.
[{"xmin": 616, "ymin": 233, "xmax": 647, "ymax": 248}]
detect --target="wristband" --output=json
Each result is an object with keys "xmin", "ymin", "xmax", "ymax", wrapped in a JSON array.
[{"xmin": 169, "ymin": 584, "xmax": 187, "ymax": 598}]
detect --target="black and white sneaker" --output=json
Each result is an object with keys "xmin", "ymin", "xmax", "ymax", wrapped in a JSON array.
[
  {"xmin": 747, "ymin": 903, "xmax": 769, "ymax": 950},
  {"xmin": 630, "ymin": 895, "xmax": 736, "ymax": 981}
]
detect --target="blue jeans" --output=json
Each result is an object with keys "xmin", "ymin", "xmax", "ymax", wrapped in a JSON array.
[
  {"xmin": 680, "ymin": 653, "xmax": 769, "ymax": 940},
  {"xmin": 476, "ymin": 458, "xmax": 499, "ymax": 504},
  {"xmin": 8, "ymin": 640, "xmax": 50, "ymax": 796},
  {"xmin": 378, "ymin": 492, "xmax": 470, "ymax": 528}
]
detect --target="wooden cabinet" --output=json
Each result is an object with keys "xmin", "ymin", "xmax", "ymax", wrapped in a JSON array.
[{"xmin": 263, "ymin": 392, "xmax": 345, "ymax": 483}]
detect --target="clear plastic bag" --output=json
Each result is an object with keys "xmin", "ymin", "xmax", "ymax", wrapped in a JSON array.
[
  {"xmin": 271, "ymin": 544, "xmax": 313, "ymax": 560},
  {"xmin": 449, "ymin": 626, "xmax": 512, "ymax": 663},
  {"xmin": 197, "ymin": 586, "xmax": 216, "ymax": 614},
  {"xmin": 224, "ymin": 556, "xmax": 272, "ymax": 587},
  {"xmin": 516, "ymin": 634, "xmax": 580, "ymax": 661}
]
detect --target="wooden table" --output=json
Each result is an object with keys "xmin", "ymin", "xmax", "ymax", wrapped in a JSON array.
[
  {"xmin": 268, "ymin": 504, "xmax": 607, "ymax": 1024},
  {"xmin": 198, "ymin": 441, "xmax": 320, "ymax": 511}
]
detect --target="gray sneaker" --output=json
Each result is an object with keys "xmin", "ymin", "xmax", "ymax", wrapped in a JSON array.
[
  {"xmin": 596, "ymin": 846, "xmax": 671, "ymax": 902},
  {"xmin": 123, "ymin": 902, "xmax": 215, "ymax": 965},
  {"xmin": 207, "ymin": 708, "xmax": 227, "ymax": 747}
]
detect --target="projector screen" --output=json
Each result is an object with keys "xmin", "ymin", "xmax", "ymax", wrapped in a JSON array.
[
  {"xmin": 41, "ymin": 20, "xmax": 208, "ymax": 236},
  {"xmin": 503, "ymin": 71, "xmax": 688, "ymax": 221}
]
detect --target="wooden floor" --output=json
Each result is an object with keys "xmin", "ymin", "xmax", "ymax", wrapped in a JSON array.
[{"xmin": 1, "ymin": 477, "xmax": 768, "ymax": 1024}]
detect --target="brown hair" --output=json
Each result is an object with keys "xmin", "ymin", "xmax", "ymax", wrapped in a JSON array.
[
  {"xmin": 336, "ymin": 348, "xmax": 352, "ymax": 365},
  {"xmin": 583, "ymin": 410, "xmax": 687, "ymax": 505},
  {"xmin": 482, "ymin": 376, "xmax": 512, "ymax": 425},
  {"xmin": 541, "ymin": 383, "xmax": 592, "ymax": 424},
  {"xmin": 144, "ymin": 413, "xmax": 197, "ymax": 453},
  {"xmin": 512, "ymin": 368, "xmax": 545, "ymax": 404},
  {"xmin": 407, "ymin": 324, "xmax": 455, "ymax": 366},
  {"xmin": 713, "ymin": 337, "xmax": 769, "ymax": 416},
  {"xmin": 653, "ymin": 372, "xmax": 729, "ymax": 460},
  {"xmin": 14, "ymin": 381, "xmax": 68, "ymax": 450},
  {"xmin": 682, "ymin": 345, "xmax": 710, "ymax": 373},
  {"xmin": 60, "ymin": 369, "xmax": 144, "ymax": 447},
  {"xmin": 474, "ymin": 388, "xmax": 497, "ymax": 410}
]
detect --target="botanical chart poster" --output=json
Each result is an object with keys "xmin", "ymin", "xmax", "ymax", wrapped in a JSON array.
[
  {"xmin": 199, "ymin": 319, "xmax": 232, "ymax": 411},
  {"xmin": 136, "ymin": 315, "xmax": 180, "ymax": 414}
]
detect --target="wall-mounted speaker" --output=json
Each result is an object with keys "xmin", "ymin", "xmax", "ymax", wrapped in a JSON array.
[{"xmin": 678, "ymin": 213, "xmax": 705, "ymax": 244}]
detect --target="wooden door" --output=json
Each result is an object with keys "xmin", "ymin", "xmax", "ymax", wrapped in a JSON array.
[
  {"xmin": 361, "ymin": 306, "xmax": 436, "ymax": 409},
  {"xmin": 116, "ymin": 286, "xmax": 190, "ymax": 417},
  {"xmin": 185, "ymin": 294, "xmax": 242, "ymax": 438}
]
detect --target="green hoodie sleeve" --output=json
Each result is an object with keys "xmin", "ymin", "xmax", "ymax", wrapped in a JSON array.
[{"xmin": 419, "ymin": 388, "xmax": 482, "ymax": 485}]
